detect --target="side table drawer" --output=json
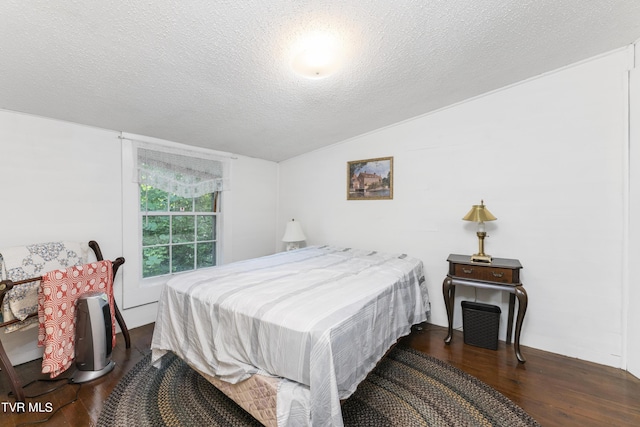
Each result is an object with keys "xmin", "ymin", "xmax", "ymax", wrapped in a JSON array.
[{"xmin": 453, "ymin": 264, "xmax": 514, "ymax": 284}]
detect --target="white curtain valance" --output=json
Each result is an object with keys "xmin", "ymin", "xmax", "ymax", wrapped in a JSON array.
[{"xmin": 134, "ymin": 143, "xmax": 231, "ymax": 198}]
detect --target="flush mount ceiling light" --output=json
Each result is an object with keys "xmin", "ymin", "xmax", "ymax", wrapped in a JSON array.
[{"xmin": 290, "ymin": 32, "xmax": 343, "ymax": 79}]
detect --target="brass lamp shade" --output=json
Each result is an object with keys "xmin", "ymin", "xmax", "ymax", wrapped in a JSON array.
[
  {"xmin": 462, "ymin": 200, "xmax": 496, "ymax": 263},
  {"xmin": 462, "ymin": 201, "xmax": 497, "ymax": 223}
]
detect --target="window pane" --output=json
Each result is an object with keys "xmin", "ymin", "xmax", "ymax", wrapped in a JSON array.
[
  {"xmin": 172, "ymin": 216, "xmax": 195, "ymax": 243},
  {"xmin": 197, "ymin": 242, "xmax": 216, "ymax": 269},
  {"xmin": 140, "ymin": 185, "xmax": 219, "ymax": 279},
  {"xmin": 140, "ymin": 186, "xmax": 168, "ymax": 211},
  {"xmin": 142, "ymin": 216, "xmax": 170, "ymax": 245},
  {"xmin": 195, "ymin": 193, "xmax": 214, "ymax": 212},
  {"xmin": 170, "ymin": 194, "xmax": 193, "ymax": 212},
  {"xmin": 172, "ymin": 244, "xmax": 195, "ymax": 273},
  {"xmin": 142, "ymin": 246, "xmax": 170, "ymax": 278},
  {"xmin": 197, "ymin": 215, "xmax": 215, "ymax": 241}
]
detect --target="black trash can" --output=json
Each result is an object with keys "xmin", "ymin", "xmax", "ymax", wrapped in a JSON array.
[{"xmin": 461, "ymin": 301, "xmax": 501, "ymax": 350}]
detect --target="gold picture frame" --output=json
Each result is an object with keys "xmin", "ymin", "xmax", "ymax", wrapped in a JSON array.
[{"xmin": 347, "ymin": 157, "xmax": 393, "ymax": 200}]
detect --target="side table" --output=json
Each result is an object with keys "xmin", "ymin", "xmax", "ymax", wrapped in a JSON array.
[{"xmin": 443, "ymin": 254, "xmax": 528, "ymax": 363}]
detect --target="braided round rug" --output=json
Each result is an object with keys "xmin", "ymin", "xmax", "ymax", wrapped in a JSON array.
[{"xmin": 97, "ymin": 346, "xmax": 540, "ymax": 427}]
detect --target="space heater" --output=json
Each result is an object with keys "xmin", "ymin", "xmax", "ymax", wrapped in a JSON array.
[{"xmin": 71, "ymin": 292, "xmax": 115, "ymax": 383}]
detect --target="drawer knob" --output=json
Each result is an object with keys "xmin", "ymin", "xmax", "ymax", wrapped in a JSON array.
[
  {"xmin": 492, "ymin": 271, "xmax": 504, "ymax": 278},
  {"xmin": 462, "ymin": 268, "xmax": 473, "ymax": 274}
]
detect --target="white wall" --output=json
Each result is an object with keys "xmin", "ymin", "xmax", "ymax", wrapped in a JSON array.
[
  {"xmin": 0, "ymin": 110, "xmax": 279, "ymax": 365},
  {"xmin": 226, "ymin": 155, "xmax": 280, "ymax": 262},
  {"xmin": 627, "ymin": 42, "xmax": 640, "ymax": 378},
  {"xmin": 279, "ymin": 48, "xmax": 633, "ymax": 369}
]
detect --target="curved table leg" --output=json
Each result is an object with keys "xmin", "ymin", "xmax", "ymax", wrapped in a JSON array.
[
  {"xmin": 443, "ymin": 277, "xmax": 455, "ymax": 344},
  {"xmin": 0, "ymin": 340, "xmax": 25, "ymax": 403},
  {"xmin": 506, "ymin": 293, "xmax": 515, "ymax": 344},
  {"xmin": 514, "ymin": 285, "xmax": 528, "ymax": 363}
]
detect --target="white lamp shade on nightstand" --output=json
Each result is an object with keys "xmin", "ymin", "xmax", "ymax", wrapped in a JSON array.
[{"xmin": 282, "ymin": 219, "xmax": 306, "ymax": 251}]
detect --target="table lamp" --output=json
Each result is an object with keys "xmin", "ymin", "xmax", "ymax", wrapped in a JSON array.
[
  {"xmin": 462, "ymin": 200, "xmax": 497, "ymax": 263},
  {"xmin": 282, "ymin": 219, "xmax": 306, "ymax": 251}
]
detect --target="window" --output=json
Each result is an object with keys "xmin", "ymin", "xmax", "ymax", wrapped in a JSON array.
[
  {"xmin": 140, "ymin": 186, "xmax": 219, "ymax": 278},
  {"xmin": 133, "ymin": 143, "xmax": 230, "ymax": 280}
]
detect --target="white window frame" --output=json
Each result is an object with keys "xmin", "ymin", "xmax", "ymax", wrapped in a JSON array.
[
  {"xmin": 121, "ymin": 136, "xmax": 231, "ymax": 309},
  {"xmin": 140, "ymin": 192, "xmax": 219, "ymax": 278}
]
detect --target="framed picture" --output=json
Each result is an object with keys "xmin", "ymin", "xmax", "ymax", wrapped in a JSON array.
[{"xmin": 347, "ymin": 156, "xmax": 393, "ymax": 200}]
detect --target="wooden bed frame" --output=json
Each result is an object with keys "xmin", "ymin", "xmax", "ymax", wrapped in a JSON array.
[{"xmin": 0, "ymin": 240, "xmax": 130, "ymax": 402}]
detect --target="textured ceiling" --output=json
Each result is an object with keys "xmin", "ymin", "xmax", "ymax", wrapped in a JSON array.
[{"xmin": 1, "ymin": 1, "xmax": 640, "ymax": 162}]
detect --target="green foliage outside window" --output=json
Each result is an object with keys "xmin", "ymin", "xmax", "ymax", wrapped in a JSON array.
[{"xmin": 140, "ymin": 185, "xmax": 217, "ymax": 278}]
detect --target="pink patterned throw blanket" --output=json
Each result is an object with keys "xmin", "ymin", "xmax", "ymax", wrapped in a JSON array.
[{"xmin": 37, "ymin": 260, "xmax": 115, "ymax": 378}]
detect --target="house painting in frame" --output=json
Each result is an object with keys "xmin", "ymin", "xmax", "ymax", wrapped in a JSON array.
[{"xmin": 347, "ymin": 157, "xmax": 393, "ymax": 200}]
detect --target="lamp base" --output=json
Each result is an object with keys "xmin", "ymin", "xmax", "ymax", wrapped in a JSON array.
[
  {"xmin": 470, "ymin": 253, "xmax": 492, "ymax": 263},
  {"xmin": 285, "ymin": 242, "xmax": 301, "ymax": 251}
]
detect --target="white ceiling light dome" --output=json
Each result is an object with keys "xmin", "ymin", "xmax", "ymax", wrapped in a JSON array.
[{"xmin": 290, "ymin": 31, "xmax": 344, "ymax": 79}]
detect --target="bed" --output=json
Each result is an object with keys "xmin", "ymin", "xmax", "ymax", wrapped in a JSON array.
[{"xmin": 150, "ymin": 245, "xmax": 430, "ymax": 426}]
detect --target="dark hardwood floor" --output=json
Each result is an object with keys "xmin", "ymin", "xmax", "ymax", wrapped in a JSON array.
[
  {"xmin": 404, "ymin": 324, "xmax": 640, "ymax": 427},
  {"xmin": 1, "ymin": 322, "xmax": 639, "ymax": 426},
  {"xmin": 0, "ymin": 325, "xmax": 152, "ymax": 427}
]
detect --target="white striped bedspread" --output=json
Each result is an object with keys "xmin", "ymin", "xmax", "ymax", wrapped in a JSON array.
[{"xmin": 151, "ymin": 245, "xmax": 430, "ymax": 426}]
